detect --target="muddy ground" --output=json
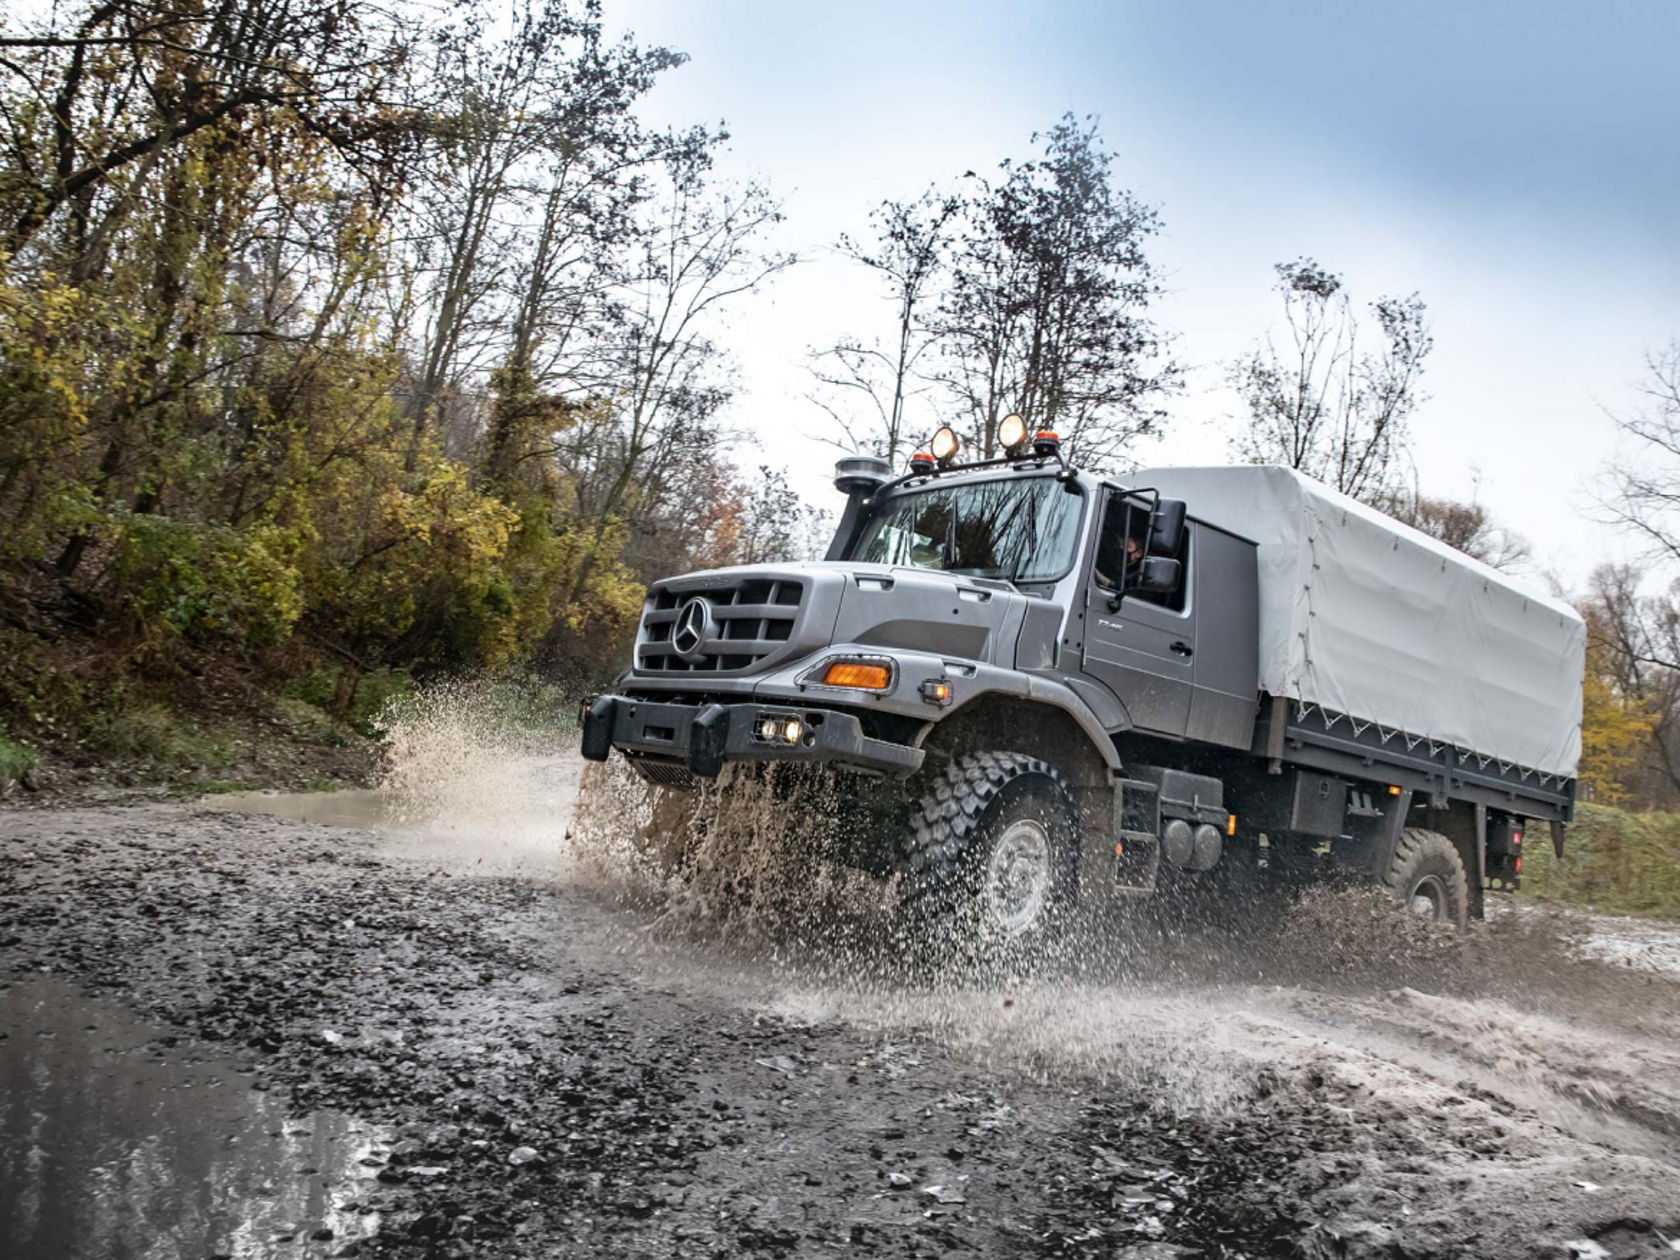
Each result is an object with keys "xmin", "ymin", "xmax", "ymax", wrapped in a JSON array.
[{"xmin": 3, "ymin": 749, "xmax": 1680, "ymax": 1259}]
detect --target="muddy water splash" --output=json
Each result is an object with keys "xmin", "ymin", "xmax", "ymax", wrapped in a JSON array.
[
  {"xmin": 375, "ymin": 684, "xmax": 1680, "ymax": 1142},
  {"xmin": 371, "ymin": 680, "xmax": 578, "ymax": 871},
  {"xmin": 566, "ymin": 756, "xmax": 896, "ymax": 956}
]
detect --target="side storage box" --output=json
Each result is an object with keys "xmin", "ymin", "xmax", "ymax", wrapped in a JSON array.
[{"xmin": 1290, "ymin": 771, "xmax": 1347, "ymax": 837}]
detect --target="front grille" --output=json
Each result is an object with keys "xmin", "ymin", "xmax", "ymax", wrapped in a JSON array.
[{"xmin": 636, "ymin": 578, "xmax": 804, "ymax": 673}]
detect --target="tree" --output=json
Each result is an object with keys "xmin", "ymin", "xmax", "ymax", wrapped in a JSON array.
[
  {"xmin": 0, "ymin": 0, "xmax": 413, "ymax": 266},
  {"xmin": 1580, "ymin": 565, "xmax": 1673, "ymax": 805},
  {"xmin": 557, "ymin": 154, "xmax": 794, "ymax": 605},
  {"xmin": 402, "ymin": 0, "xmax": 686, "ymax": 470},
  {"xmin": 1229, "ymin": 258, "xmax": 1430, "ymax": 501},
  {"xmin": 1375, "ymin": 479, "xmax": 1531, "ymax": 571},
  {"xmin": 934, "ymin": 115, "xmax": 1177, "ymax": 465},
  {"xmin": 1606, "ymin": 341, "xmax": 1680, "ymax": 564},
  {"xmin": 1591, "ymin": 343, "xmax": 1680, "ymax": 805},
  {"xmin": 0, "ymin": 0, "xmax": 809, "ymax": 721},
  {"xmin": 1579, "ymin": 612, "xmax": 1657, "ymax": 805},
  {"xmin": 807, "ymin": 189, "xmax": 958, "ymax": 462}
]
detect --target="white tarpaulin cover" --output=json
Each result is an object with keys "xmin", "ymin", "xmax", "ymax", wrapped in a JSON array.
[{"xmin": 1137, "ymin": 466, "xmax": 1585, "ymax": 778}]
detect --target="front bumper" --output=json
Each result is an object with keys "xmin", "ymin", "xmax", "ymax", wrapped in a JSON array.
[{"xmin": 579, "ymin": 695, "xmax": 924, "ymax": 779}]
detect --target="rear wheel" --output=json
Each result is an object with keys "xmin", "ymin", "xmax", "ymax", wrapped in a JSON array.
[
  {"xmin": 1381, "ymin": 828, "xmax": 1469, "ymax": 928},
  {"xmin": 898, "ymin": 752, "xmax": 1078, "ymax": 963}
]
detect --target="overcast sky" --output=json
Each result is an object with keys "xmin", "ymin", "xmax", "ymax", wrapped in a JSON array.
[{"xmin": 609, "ymin": 0, "xmax": 1680, "ymax": 590}]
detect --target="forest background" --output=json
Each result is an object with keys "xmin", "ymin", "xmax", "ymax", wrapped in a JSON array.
[{"xmin": 2, "ymin": 1, "xmax": 1679, "ymax": 916}]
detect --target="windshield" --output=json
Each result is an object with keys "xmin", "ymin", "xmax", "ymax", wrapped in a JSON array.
[{"xmin": 845, "ymin": 475, "xmax": 1084, "ymax": 582}]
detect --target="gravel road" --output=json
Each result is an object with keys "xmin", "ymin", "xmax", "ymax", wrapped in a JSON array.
[{"xmin": 3, "ymin": 751, "xmax": 1679, "ymax": 1259}]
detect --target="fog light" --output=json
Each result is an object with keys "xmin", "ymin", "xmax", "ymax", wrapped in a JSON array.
[
  {"xmin": 781, "ymin": 717, "xmax": 803, "ymax": 745},
  {"xmin": 919, "ymin": 678, "xmax": 953, "ymax": 706}
]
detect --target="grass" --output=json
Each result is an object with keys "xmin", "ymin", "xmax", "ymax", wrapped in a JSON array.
[
  {"xmin": 273, "ymin": 695, "xmax": 348, "ymax": 745},
  {"xmin": 89, "ymin": 703, "xmax": 242, "ymax": 773},
  {"xmin": 0, "ymin": 730, "xmax": 36, "ymax": 788},
  {"xmin": 198, "ymin": 778, "xmax": 254, "ymax": 795},
  {"xmin": 1522, "ymin": 802, "xmax": 1680, "ymax": 921}
]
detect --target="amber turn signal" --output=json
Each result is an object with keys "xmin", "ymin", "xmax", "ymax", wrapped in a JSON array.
[{"xmin": 822, "ymin": 661, "xmax": 892, "ymax": 690}]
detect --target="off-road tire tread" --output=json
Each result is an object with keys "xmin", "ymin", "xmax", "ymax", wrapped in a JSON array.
[
  {"xmin": 898, "ymin": 750, "xmax": 1069, "ymax": 937},
  {"xmin": 1381, "ymin": 827, "xmax": 1470, "ymax": 927}
]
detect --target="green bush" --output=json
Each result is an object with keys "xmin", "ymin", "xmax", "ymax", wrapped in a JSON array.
[
  {"xmin": 1523, "ymin": 803, "xmax": 1680, "ymax": 920},
  {"xmin": 282, "ymin": 664, "xmax": 412, "ymax": 734},
  {"xmin": 110, "ymin": 514, "xmax": 302, "ymax": 650}
]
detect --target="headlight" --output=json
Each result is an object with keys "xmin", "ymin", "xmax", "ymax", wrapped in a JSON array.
[{"xmin": 997, "ymin": 413, "xmax": 1027, "ymax": 451}]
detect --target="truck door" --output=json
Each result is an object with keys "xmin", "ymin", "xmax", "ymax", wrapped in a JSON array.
[{"xmin": 1081, "ymin": 492, "xmax": 1195, "ymax": 737}]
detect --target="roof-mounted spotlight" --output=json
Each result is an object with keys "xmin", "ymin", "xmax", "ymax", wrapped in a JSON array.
[
  {"xmin": 908, "ymin": 450, "xmax": 936, "ymax": 474},
  {"xmin": 997, "ymin": 413, "xmax": 1028, "ymax": 454},
  {"xmin": 930, "ymin": 426, "xmax": 960, "ymax": 466}
]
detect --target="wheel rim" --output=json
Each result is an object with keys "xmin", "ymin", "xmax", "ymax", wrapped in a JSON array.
[
  {"xmin": 1407, "ymin": 874, "xmax": 1448, "ymax": 921},
  {"xmin": 983, "ymin": 818, "xmax": 1052, "ymax": 937}
]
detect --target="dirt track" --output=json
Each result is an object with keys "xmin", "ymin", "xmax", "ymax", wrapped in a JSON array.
[{"xmin": 3, "ymin": 753, "xmax": 1680, "ymax": 1259}]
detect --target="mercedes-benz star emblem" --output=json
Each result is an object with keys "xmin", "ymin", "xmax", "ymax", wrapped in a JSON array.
[{"xmin": 672, "ymin": 596, "xmax": 710, "ymax": 660}]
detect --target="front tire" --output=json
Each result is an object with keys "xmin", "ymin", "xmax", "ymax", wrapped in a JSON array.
[
  {"xmin": 898, "ymin": 752, "xmax": 1078, "ymax": 963},
  {"xmin": 1381, "ymin": 828, "xmax": 1470, "ymax": 928}
]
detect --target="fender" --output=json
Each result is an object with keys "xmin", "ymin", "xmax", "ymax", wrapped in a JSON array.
[{"xmin": 908, "ymin": 664, "xmax": 1125, "ymax": 773}]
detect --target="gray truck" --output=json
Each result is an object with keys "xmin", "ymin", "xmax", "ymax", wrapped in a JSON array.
[{"xmin": 581, "ymin": 422, "xmax": 1585, "ymax": 946}]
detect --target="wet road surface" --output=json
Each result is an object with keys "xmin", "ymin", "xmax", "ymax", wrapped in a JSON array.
[
  {"xmin": 4, "ymin": 753, "xmax": 1680, "ymax": 1258},
  {"xmin": 1, "ymin": 975, "xmax": 383, "ymax": 1259}
]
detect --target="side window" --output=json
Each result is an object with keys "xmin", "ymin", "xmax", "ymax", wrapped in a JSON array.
[
  {"xmin": 1094, "ymin": 495, "xmax": 1166, "ymax": 593},
  {"xmin": 1093, "ymin": 496, "xmax": 1128, "ymax": 590},
  {"xmin": 1133, "ymin": 524, "xmax": 1190, "ymax": 613}
]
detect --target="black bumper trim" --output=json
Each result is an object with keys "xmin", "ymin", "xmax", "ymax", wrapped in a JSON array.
[{"xmin": 580, "ymin": 695, "xmax": 924, "ymax": 779}]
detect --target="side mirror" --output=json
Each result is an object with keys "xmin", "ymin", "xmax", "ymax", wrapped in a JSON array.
[
  {"xmin": 1149, "ymin": 498, "xmax": 1186, "ymax": 555},
  {"xmin": 1136, "ymin": 556, "xmax": 1181, "ymax": 593}
]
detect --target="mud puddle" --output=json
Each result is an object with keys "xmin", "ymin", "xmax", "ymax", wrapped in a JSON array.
[
  {"xmin": 0, "ymin": 975, "xmax": 384, "ymax": 1260},
  {"xmin": 204, "ymin": 753, "xmax": 576, "ymax": 877},
  {"xmin": 205, "ymin": 787, "xmax": 389, "ymax": 829}
]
